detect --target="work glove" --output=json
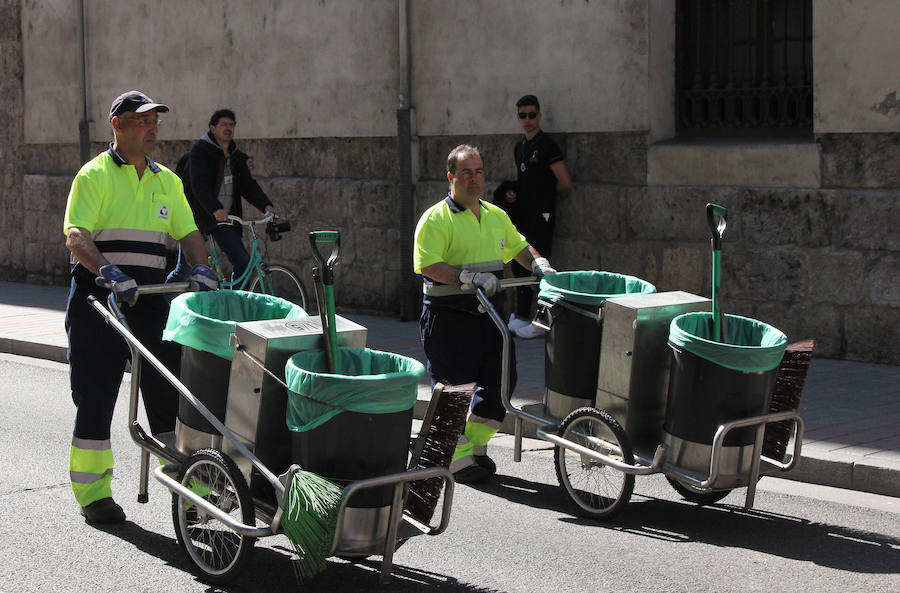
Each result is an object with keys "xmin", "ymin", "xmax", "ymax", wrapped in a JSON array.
[
  {"xmin": 189, "ymin": 264, "xmax": 219, "ymax": 291},
  {"xmin": 531, "ymin": 257, "xmax": 557, "ymax": 279},
  {"xmin": 99, "ymin": 264, "xmax": 138, "ymax": 306},
  {"xmin": 459, "ymin": 269, "xmax": 499, "ymax": 297}
]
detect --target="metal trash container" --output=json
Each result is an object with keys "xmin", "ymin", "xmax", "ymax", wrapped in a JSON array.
[
  {"xmin": 663, "ymin": 311, "xmax": 787, "ymax": 487},
  {"xmin": 537, "ymin": 271, "xmax": 655, "ymax": 419},
  {"xmin": 285, "ymin": 347, "xmax": 424, "ymax": 555},
  {"xmin": 163, "ymin": 290, "xmax": 307, "ymax": 453}
]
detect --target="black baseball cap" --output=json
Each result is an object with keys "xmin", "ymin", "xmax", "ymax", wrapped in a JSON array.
[{"xmin": 108, "ymin": 90, "xmax": 170, "ymax": 121}]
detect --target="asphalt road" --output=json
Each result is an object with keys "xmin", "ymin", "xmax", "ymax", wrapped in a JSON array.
[{"xmin": 1, "ymin": 354, "xmax": 898, "ymax": 593}]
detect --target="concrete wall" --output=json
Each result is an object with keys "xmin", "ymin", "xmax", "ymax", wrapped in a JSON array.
[
  {"xmin": 814, "ymin": 0, "xmax": 900, "ymax": 133},
  {"xmin": 23, "ymin": 0, "xmax": 648, "ymax": 143},
  {"xmin": 3, "ymin": 0, "xmax": 899, "ymax": 364}
]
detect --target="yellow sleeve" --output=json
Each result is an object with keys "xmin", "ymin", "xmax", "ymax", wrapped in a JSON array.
[
  {"xmin": 413, "ymin": 209, "xmax": 448, "ymax": 274},
  {"xmin": 63, "ymin": 170, "xmax": 102, "ymax": 235}
]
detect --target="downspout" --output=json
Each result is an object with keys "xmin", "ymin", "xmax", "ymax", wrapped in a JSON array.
[
  {"xmin": 397, "ymin": 0, "xmax": 418, "ymax": 320},
  {"xmin": 78, "ymin": 0, "xmax": 91, "ymax": 164}
]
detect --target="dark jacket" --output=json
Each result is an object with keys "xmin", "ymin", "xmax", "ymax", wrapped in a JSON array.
[{"xmin": 179, "ymin": 132, "xmax": 272, "ymax": 234}]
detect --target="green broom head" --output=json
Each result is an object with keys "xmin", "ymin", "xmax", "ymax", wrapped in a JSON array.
[{"xmin": 281, "ymin": 466, "xmax": 344, "ymax": 582}]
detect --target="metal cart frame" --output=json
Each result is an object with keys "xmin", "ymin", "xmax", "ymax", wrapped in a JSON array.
[
  {"xmin": 89, "ymin": 284, "xmax": 454, "ymax": 584},
  {"xmin": 472, "ymin": 279, "xmax": 804, "ymax": 518}
]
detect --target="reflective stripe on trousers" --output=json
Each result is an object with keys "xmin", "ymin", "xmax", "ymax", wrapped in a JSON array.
[
  {"xmin": 70, "ymin": 437, "xmax": 114, "ymax": 506},
  {"xmin": 449, "ymin": 415, "xmax": 501, "ymax": 473}
]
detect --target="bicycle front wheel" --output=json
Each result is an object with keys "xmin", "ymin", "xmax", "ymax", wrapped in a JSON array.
[{"xmin": 249, "ymin": 264, "xmax": 309, "ymax": 311}]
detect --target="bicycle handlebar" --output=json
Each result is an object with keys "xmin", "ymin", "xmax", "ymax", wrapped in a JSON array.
[{"xmin": 223, "ymin": 212, "xmax": 276, "ymax": 226}]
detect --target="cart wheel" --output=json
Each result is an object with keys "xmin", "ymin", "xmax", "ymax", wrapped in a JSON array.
[
  {"xmin": 554, "ymin": 407, "xmax": 634, "ymax": 520},
  {"xmin": 665, "ymin": 476, "xmax": 733, "ymax": 506},
  {"xmin": 172, "ymin": 448, "xmax": 255, "ymax": 584}
]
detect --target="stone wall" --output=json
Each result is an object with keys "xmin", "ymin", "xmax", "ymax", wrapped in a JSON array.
[
  {"xmin": 2, "ymin": 1, "xmax": 897, "ymax": 364},
  {"xmin": 0, "ymin": 0, "xmax": 23, "ymax": 280}
]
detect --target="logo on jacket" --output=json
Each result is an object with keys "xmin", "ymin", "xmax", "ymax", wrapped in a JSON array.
[
  {"xmin": 499, "ymin": 238, "xmax": 505, "ymax": 251},
  {"xmin": 157, "ymin": 205, "xmax": 169, "ymax": 220}
]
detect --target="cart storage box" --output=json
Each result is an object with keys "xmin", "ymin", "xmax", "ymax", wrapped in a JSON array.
[
  {"xmin": 163, "ymin": 290, "xmax": 307, "ymax": 452},
  {"xmin": 595, "ymin": 292, "xmax": 711, "ymax": 452},
  {"xmin": 663, "ymin": 311, "xmax": 787, "ymax": 486},
  {"xmin": 538, "ymin": 271, "xmax": 656, "ymax": 419}
]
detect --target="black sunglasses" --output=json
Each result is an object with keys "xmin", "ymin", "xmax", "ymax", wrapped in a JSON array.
[{"xmin": 517, "ymin": 111, "xmax": 538, "ymax": 119}]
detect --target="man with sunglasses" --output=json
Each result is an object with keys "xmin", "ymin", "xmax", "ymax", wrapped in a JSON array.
[
  {"xmin": 63, "ymin": 90, "xmax": 216, "ymax": 524},
  {"xmin": 501, "ymin": 95, "xmax": 572, "ymax": 339}
]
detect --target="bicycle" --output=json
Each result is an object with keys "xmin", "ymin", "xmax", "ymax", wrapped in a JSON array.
[{"xmin": 208, "ymin": 212, "xmax": 310, "ymax": 311}]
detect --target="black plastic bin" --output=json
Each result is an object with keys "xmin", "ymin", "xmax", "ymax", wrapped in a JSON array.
[
  {"xmin": 663, "ymin": 312, "xmax": 788, "ymax": 447},
  {"xmin": 538, "ymin": 271, "xmax": 656, "ymax": 416},
  {"xmin": 285, "ymin": 348, "xmax": 424, "ymax": 508},
  {"xmin": 163, "ymin": 290, "xmax": 307, "ymax": 434}
]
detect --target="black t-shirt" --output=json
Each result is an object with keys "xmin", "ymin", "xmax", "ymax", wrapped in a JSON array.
[{"xmin": 514, "ymin": 130, "xmax": 564, "ymax": 220}]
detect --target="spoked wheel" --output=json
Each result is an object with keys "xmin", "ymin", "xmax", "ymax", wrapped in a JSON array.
[
  {"xmin": 249, "ymin": 264, "xmax": 310, "ymax": 311},
  {"xmin": 666, "ymin": 476, "xmax": 733, "ymax": 506},
  {"xmin": 172, "ymin": 448, "xmax": 255, "ymax": 584},
  {"xmin": 554, "ymin": 407, "xmax": 635, "ymax": 520}
]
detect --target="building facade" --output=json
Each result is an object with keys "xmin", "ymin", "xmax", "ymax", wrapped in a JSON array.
[{"xmin": 1, "ymin": 0, "xmax": 897, "ymax": 363}]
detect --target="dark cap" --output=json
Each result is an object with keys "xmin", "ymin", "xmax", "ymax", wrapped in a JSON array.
[{"xmin": 108, "ymin": 90, "xmax": 170, "ymax": 121}]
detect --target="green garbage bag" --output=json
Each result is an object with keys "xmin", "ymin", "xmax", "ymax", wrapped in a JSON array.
[
  {"xmin": 669, "ymin": 312, "xmax": 787, "ymax": 373},
  {"xmin": 163, "ymin": 290, "xmax": 307, "ymax": 360},
  {"xmin": 538, "ymin": 270, "xmax": 656, "ymax": 306},
  {"xmin": 285, "ymin": 348, "xmax": 425, "ymax": 433}
]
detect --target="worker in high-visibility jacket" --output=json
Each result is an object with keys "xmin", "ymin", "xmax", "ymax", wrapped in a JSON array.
[
  {"xmin": 413, "ymin": 144, "xmax": 556, "ymax": 484},
  {"xmin": 64, "ymin": 90, "xmax": 218, "ymax": 524}
]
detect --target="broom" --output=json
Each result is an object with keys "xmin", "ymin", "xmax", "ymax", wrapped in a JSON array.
[
  {"xmin": 762, "ymin": 339, "xmax": 815, "ymax": 462},
  {"xmin": 279, "ymin": 464, "xmax": 344, "ymax": 582},
  {"xmin": 405, "ymin": 382, "xmax": 475, "ymax": 524}
]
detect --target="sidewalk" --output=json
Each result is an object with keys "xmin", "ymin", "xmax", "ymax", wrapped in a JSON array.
[{"xmin": 1, "ymin": 280, "xmax": 898, "ymax": 498}]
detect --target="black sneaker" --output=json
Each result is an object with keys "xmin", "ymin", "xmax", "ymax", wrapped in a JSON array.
[
  {"xmin": 81, "ymin": 497, "xmax": 126, "ymax": 524},
  {"xmin": 453, "ymin": 464, "xmax": 491, "ymax": 485},
  {"xmin": 474, "ymin": 455, "xmax": 496, "ymax": 476}
]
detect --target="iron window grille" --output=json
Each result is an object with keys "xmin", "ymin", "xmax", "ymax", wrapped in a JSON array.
[{"xmin": 676, "ymin": 0, "xmax": 813, "ymax": 137}]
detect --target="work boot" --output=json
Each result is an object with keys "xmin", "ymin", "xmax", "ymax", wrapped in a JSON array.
[
  {"xmin": 474, "ymin": 454, "xmax": 496, "ymax": 476},
  {"xmin": 81, "ymin": 497, "xmax": 126, "ymax": 524},
  {"xmin": 453, "ymin": 463, "xmax": 491, "ymax": 485}
]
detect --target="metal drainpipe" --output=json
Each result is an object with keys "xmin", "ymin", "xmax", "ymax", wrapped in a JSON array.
[
  {"xmin": 78, "ymin": 0, "xmax": 91, "ymax": 164},
  {"xmin": 397, "ymin": 0, "xmax": 417, "ymax": 321}
]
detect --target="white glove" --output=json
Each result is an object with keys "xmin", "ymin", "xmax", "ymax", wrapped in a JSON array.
[
  {"xmin": 531, "ymin": 257, "xmax": 557, "ymax": 279},
  {"xmin": 459, "ymin": 269, "xmax": 500, "ymax": 297}
]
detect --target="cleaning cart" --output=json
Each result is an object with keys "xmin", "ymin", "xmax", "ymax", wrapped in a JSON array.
[
  {"xmin": 88, "ymin": 283, "xmax": 456, "ymax": 585},
  {"xmin": 476, "ymin": 204, "xmax": 806, "ymax": 519}
]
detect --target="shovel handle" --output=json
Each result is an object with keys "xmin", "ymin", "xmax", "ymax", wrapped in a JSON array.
[{"xmin": 706, "ymin": 204, "xmax": 727, "ymax": 342}]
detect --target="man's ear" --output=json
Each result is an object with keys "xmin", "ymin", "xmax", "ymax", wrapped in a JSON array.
[{"xmin": 447, "ymin": 171, "xmax": 453, "ymax": 183}]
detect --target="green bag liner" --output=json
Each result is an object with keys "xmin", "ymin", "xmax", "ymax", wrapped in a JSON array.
[
  {"xmin": 669, "ymin": 312, "xmax": 787, "ymax": 373},
  {"xmin": 538, "ymin": 270, "xmax": 656, "ymax": 306},
  {"xmin": 285, "ymin": 348, "xmax": 425, "ymax": 433},
  {"xmin": 163, "ymin": 290, "xmax": 307, "ymax": 360}
]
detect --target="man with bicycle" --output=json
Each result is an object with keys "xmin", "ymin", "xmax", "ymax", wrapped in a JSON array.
[
  {"xmin": 64, "ymin": 90, "xmax": 217, "ymax": 524},
  {"xmin": 168, "ymin": 108, "xmax": 276, "ymax": 282}
]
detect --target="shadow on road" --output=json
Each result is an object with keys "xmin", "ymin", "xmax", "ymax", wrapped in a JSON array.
[
  {"xmin": 92, "ymin": 520, "xmax": 502, "ymax": 592},
  {"xmin": 566, "ymin": 496, "xmax": 900, "ymax": 575}
]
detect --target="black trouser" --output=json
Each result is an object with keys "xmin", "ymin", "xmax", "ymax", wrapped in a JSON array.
[
  {"xmin": 513, "ymin": 216, "xmax": 554, "ymax": 318},
  {"xmin": 420, "ymin": 305, "xmax": 517, "ymax": 423},
  {"xmin": 66, "ymin": 277, "xmax": 181, "ymax": 440}
]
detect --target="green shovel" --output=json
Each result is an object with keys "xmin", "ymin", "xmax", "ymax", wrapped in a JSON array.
[{"xmin": 706, "ymin": 203, "xmax": 728, "ymax": 343}]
